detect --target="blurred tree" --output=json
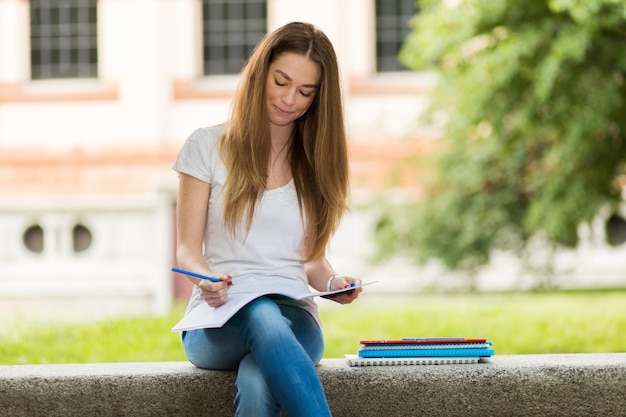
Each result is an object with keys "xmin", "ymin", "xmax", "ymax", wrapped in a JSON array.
[{"xmin": 373, "ymin": 0, "xmax": 626, "ymax": 276}]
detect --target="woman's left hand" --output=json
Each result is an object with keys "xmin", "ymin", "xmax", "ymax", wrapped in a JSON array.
[{"xmin": 323, "ymin": 275, "xmax": 362, "ymax": 304}]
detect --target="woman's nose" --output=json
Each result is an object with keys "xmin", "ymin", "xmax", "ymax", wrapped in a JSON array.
[{"xmin": 281, "ymin": 89, "xmax": 296, "ymax": 105}]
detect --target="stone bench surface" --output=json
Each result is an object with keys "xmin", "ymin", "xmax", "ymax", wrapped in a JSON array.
[{"xmin": 1, "ymin": 353, "xmax": 625, "ymax": 417}]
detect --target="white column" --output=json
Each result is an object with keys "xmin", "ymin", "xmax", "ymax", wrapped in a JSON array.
[
  {"xmin": 0, "ymin": 0, "xmax": 30, "ymax": 83},
  {"xmin": 107, "ymin": 0, "xmax": 178, "ymax": 143}
]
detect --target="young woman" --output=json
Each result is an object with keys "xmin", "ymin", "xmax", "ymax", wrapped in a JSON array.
[{"xmin": 172, "ymin": 22, "xmax": 361, "ymax": 417}]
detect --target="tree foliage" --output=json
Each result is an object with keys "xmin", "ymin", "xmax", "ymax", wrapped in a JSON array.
[{"xmin": 373, "ymin": 0, "xmax": 626, "ymax": 272}]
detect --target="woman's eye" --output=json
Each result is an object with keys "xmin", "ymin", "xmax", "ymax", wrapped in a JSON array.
[
  {"xmin": 274, "ymin": 79, "xmax": 286, "ymax": 86},
  {"xmin": 300, "ymin": 91, "xmax": 312, "ymax": 98}
]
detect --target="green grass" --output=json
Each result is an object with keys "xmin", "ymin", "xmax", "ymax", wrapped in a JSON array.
[
  {"xmin": 0, "ymin": 312, "xmax": 188, "ymax": 365},
  {"xmin": 1, "ymin": 290, "xmax": 624, "ymax": 365},
  {"xmin": 320, "ymin": 290, "xmax": 626, "ymax": 357}
]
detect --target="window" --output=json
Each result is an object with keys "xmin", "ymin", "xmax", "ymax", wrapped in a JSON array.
[
  {"xmin": 202, "ymin": 0, "xmax": 267, "ymax": 76},
  {"xmin": 375, "ymin": 0, "xmax": 416, "ymax": 72},
  {"xmin": 606, "ymin": 214, "xmax": 626, "ymax": 246},
  {"xmin": 30, "ymin": 0, "xmax": 98, "ymax": 80},
  {"xmin": 72, "ymin": 223, "xmax": 93, "ymax": 253},
  {"xmin": 23, "ymin": 224, "xmax": 44, "ymax": 254}
]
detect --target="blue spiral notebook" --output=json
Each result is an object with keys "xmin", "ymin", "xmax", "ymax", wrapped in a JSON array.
[
  {"xmin": 355, "ymin": 337, "xmax": 494, "ymax": 361},
  {"xmin": 358, "ymin": 347, "xmax": 494, "ymax": 358}
]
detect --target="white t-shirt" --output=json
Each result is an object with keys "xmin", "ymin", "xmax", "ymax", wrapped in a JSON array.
[{"xmin": 172, "ymin": 125, "xmax": 320, "ymax": 325}]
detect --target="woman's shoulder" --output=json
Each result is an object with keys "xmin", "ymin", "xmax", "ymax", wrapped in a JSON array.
[
  {"xmin": 188, "ymin": 124, "xmax": 226, "ymax": 147},
  {"xmin": 173, "ymin": 124, "xmax": 226, "ymax": 181}
]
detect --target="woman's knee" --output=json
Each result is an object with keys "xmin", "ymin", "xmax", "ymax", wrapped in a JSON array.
[
  {"xmin": 279, "ymin": 305, "xmax": 325, "ymax": 364},
  {"xmin": 181, "ymin": 328, "xmax": 244, "ymax": 370},
  {"xmin": 182, "ymin": 330, "xmax": 218, "ymax": 369}
]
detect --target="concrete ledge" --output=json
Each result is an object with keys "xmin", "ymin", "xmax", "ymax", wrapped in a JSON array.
[{"xmin": 1, "ymin": 353, "xmax": 625, "ymax": 416}]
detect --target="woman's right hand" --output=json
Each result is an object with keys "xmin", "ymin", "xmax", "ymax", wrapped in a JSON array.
[{"xmin": 197, "ymin": 273, "xmax": 232, "ymax": 308}]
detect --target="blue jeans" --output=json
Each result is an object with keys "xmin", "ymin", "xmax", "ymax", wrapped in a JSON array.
[{"xmin": 182, "ymin": 296, "xmax": 331, "ymax": 417}]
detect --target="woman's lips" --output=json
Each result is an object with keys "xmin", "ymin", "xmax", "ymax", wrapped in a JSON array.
[{"xmin": 273, "ymin": 105, "xmax": 292, "ymax": 116}]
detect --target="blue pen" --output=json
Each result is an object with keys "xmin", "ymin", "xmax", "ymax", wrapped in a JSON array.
[{"xmin": 172, "ymin": 267, "xmax": 232, "ymax": 285}]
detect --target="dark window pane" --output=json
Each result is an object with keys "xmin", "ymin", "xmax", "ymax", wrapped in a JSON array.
[
  {"xmin": 202, "ymin": 0, "xmax": 267, "ymax": 76},
  {"xmin": 375, "ymin": 0, "xmax": 417, "ymax": 72},
  {"xmin": 30, "ymin": 0, "xmax": 98, "ymax": 80}
]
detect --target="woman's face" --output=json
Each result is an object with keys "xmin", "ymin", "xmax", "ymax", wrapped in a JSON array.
[{"xmin": 265, "ymin": 52, "xmax": 321, "ymax": 129}]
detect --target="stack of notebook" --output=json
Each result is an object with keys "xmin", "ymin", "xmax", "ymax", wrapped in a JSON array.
[{"xmin": 345, "ymin": 337, "xmax": 494, "ymax": 366}]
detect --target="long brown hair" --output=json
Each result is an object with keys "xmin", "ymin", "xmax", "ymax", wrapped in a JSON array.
[{"xmin": 219, "ymin": 22, "xmax": 349, "ymax": 262}]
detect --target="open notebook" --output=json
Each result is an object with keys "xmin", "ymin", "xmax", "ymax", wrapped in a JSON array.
[{"xmin": 172, "ymin": 281, "xmax": 376, "ymax": 331}]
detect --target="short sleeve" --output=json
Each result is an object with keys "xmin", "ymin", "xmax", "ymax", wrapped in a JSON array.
[{"xmin": 172, "ymin": 126, "xmax": 224, "ymax": 183}]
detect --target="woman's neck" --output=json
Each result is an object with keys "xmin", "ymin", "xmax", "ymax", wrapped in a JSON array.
[
  {"xmin": 267, "ymin": 125, "xmax": 293, "ymax": 190},
  {"xmin": 269, "ymin": 123, "xmax": 294, "ymax": 149}
]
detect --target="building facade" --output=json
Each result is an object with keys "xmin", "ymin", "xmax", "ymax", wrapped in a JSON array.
[{"xmin": 0, "ymin": 0, "xmax": 433, "ymax": 319}]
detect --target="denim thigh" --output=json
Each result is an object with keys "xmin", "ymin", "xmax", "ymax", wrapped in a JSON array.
[{"xmin": 181, "ymin": 297, "xmax": 324, "ymax": 370}]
